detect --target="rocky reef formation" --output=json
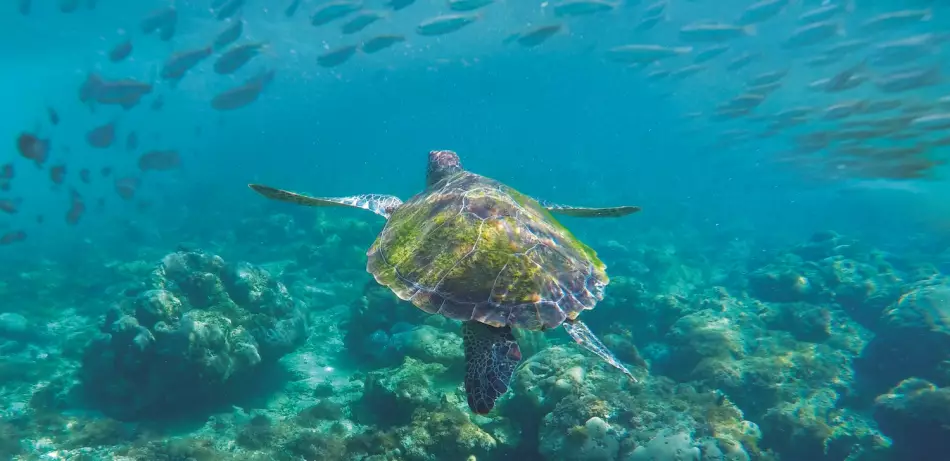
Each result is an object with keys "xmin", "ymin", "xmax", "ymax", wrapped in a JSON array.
[
  {"xmin": 873, "ymin": 378, "xmax": 950, "ymax": 461},
  {"xmin": 858, "ymin": 276, "xmax": 950, "ymax": 395},
  {"xmin": 5, "ymin": 223, "xmax": 950, "ymax": 461},
  {"xmin": 79, "ymin": 250, "xmax": 309, "ymax": 420}
]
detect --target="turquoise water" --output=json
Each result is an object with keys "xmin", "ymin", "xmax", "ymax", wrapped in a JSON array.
[{"xmin": 1, "ymin": 1, "xmax": 950, "ymax": 460}]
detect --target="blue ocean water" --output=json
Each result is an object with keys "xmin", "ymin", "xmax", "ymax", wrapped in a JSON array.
[{"xmin": 1, "ymin": 0, "xmax": 950, "ymax": 460}]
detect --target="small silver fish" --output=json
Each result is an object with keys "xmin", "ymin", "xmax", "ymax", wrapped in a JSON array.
[
  {"xmin": 861, "ymin": 9, "xmax": 932, "ymax": 33},
  {"xmin": 285, "ymin": 0, "xmax": 302, "ymax": 17},
  {"xmin": 669, "ymin": 64, "xmax": 705, "ymax": 80},
  {"xmin": 875, "ymin": 65, "xmax": 942, "ymax": 93},
  {"xmin": 747, "ymin": 82, "xmax": 782, "ymax": 94},
  {"xmin": 908, "ymin": 113, "xmax": 950, "ymax": 132},
  {"xmin": 214, "ymin": 20, "xmax": 244, "ymax": 50},
  {"xmin": 552, "ymin": 0, "xmax": 617, "ymax": 17},
  {"xmin": 782, "ymin": 21, "xmax": 841, "ymax": 49},
  {"xmin": 317, "ymin": 45, "xmax": 359, "ymax": 67},
  {"xmin": 161, "ymin": 47, "xmax": 213, "ymax": 81},
  {"xmin": 869, "ymin": 34, "xmax": 943, "ymax": 67},
  {"xmin": 212, "ymin": 70, "xmax": 275, "ymax": 111},
  {"xmin": 679, "ymin": 22, "xmax": 755, "ymax": 43},
  {"xmin": 823, "ymin": 39, "xmax": 870, "ymax": 57},
  {"xmin": 636, "ymin": 14, "xmax": 664, "ymax": 31},
  {"xmin": 361, "ymin": 34, "xmax": 405, "ymax": 53},
  {"xmin": 822, "ymin": 60, "xmax": 867, "ymax": 92},
  {"xmin": 214, "ymin": 43, "xmax": 266, "ymax": 74},
  {"xmin": 747, "ymin": 70, "xmax": 786, "ymax": 87},
  {"xmin": 312, "ymin": 1, "xmax": 362, "ymax": 26},
  {"xmin": 448, "ymin": 0, "xmax": 494, "ymax": 12},
  {"xmin": 515, "ymin": 24, "xmax": 562, "ymax": 47},
  {"xmin": 642, "ymin": 0, "xmax": 666, "ymax": 16},
  {"xmin": 386, "ymin": 0, "xmax": 415, "ymax": 10},
  {"xmin": 823, "ymin": 100, "xmax": 866, "ymax": 120},
  {"xmin": 141, "ymin": 6, "xmax": 176, "ymax": 34},
  {"xmin": 215, "ymin": 0, "xmax": 245, "ymax": 20},
  {"xmin": 159, "ymin": 21, "xmax": 177, "ymax": 42},
  {"xmin": 109, "ymin": 40, "xmax": 133, "ymax": 62},
  {"xmin": 605, "ymin": 44, "xmax": 692, "ymax": 64},
  {"xmin": 693, "ymin": 45, "xmax": 729, "ymax": 63},
  {"xmin": 861, "ymin": 100, "xmax": 902, "ymax": 114},
  {"xmin": 798, "ymin": 3, "xmax": 850, "ymax": 25},
  {"xmin": 416, "ymin": 13, "xmax": 479, "ymax": 36},
  {"xmin": 341, "ymin": 11, "xmax": 386, "ymax": 35},
  {"xmin": 775, "ymin": 107, "xmax": 813, "ymax": 120},
  {"xmin": 646, "ymin": 69, "xmax": 671, "ymax": 81},
  {"xmin": 725, "ymin": 52, "xmax": 758, "ymax": 71},
  {"xmin": 737, "ymin": 0, "xmax": 789, "ymax": 26}
]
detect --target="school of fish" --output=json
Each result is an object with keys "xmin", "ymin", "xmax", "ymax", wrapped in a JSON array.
[{"xmin": 5, "ymin": 0, "xmax": 949, "ymax": 246}]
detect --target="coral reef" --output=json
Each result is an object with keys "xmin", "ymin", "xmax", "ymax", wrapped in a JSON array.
[
  {"xmin": 79, "ymin": 249, "xmax": 309, "ymax": 420},
  {"xmin": 6, "ymin": 223, "xmax": 947, "ymax": 461}
]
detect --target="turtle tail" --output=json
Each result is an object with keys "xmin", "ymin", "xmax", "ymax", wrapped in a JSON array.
[{"xmin": 462, "ymin": 321, "xmax": 523, "ymax": 415}]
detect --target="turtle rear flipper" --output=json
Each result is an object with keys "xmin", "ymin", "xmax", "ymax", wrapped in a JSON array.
[
  {"xmin": 563, "ymin": 319, "xmax": 638, "ymax": 382},
  {"xmin": 538, "ymin": 200, "xmax": 641, "ymax": 218},
  {"xmin": 248, "ymin": 184, "xmax": 403, "ymax": 219},
  {"xmin": 462, "ymin": 321, "xmax": 522, "ymax": 415}
]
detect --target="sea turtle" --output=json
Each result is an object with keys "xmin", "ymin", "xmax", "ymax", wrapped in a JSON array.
[{"xmin": 248, "ymin": 150, "xmax": 641, "ymax": 414}]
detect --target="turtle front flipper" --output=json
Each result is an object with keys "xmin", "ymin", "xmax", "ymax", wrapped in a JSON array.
[
  {"xmin": 248, "ymin": 184, "xmax": 403, "ymax": 219},
  {"xmin": 539, "ymin": 200, "xmax": 642, "ymax": 218},
  {"xmin": 462, "ymin": 321, "xmax": 523, "ymax": 415},
  {"xmin": 563, "ymin": 319, "xmax": 638, "ymax": 382}
]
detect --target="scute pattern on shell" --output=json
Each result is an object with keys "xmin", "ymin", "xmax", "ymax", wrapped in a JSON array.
[{"xmin": 367, "ymin": 171, "xmax": 608, "ymax": 330}]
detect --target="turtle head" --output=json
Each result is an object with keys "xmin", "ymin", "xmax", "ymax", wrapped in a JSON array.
[{"xmin": 426, "ymin": 150, "xmax": 463, "ymax": 187}]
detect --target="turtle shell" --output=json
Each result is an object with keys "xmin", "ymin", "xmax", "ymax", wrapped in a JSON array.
[{"xmin": 367, "ymin": 171, "xmax": 608, "ymax": 331}]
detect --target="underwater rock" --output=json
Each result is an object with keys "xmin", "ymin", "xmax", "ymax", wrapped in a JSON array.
[
  {"xmin": 133, "ymin": 289, "xmax": 182, "ymax": 328},
  {"xmin": 750, "ymin": 235, "xmax": 902, "ymax": 329},
  {"xmin": 78, "ymin": 249, "xmax": 309, "ymax": 420},
  {"xmin": 389, "ymin": 325, "xmax": 465, "ymax": 370},
  {"xmin": 817, "ymin": 255, "xmax": 902, "ymax": 328},
  {"xmin": 760, "ymin": 389, "xmax": 842, "ymax": 461},
  {"xmin": 0, "ymin": 312, "xmax": 29, "ymax": 335},
  {"xmin": 858, "ymin": 278, "xmax": 950, "ymax": 393},
  {"xmin": 602, "ymin": 332, "xmax": 648, "ymax": 370},
  {"xmin": 542, "ymin": 414, "xmax": 620, "ymax": 461},
  {"xmin": 708, "ymin": 328, "xmax": 861, "ymax": 425},
  {"xmin": 873, "ymin": 377, "xmax": 949, "ymax": 461},
  {"xmin": 628, "ymin": 430, "xmax": 700, "ymax": 461},
  {"xmin": 698, "ymin": 437, "xmax": 751, "ymax": 461},
  {"xmin": 508, "ymin": 346, "xmax": 594, "ymax": 417},
  {"xmin": 748, "ymin": 255, "xmax": 825, "ymax": 304},
  {"xmin": 511, "ymin": 347, "xmax": 627, "ymax": 460},
  {"xmin": 760, "ymin": 302, "xmax": 833, "ymax": 343},
  {"xmin": 358, "ymin": 356, "xmax": 447, "ymax": 426},
  {"xmin": 0, "ymin": 312, "xmax": 31, "ymax": 342},
  {"xmin": 540, "ymin": 409, "xmax": 622, "ymax": 461},
  {"xmin": 403, "ymin": 402, "xmax": 502, "ymax": 460},
  {"xmin": 664, "ymin": 309, "xmax": 745, "ymax": 381},
  {"xmin": 515, "ymin": 346, "xmax": 759, "ymax": 461}
]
